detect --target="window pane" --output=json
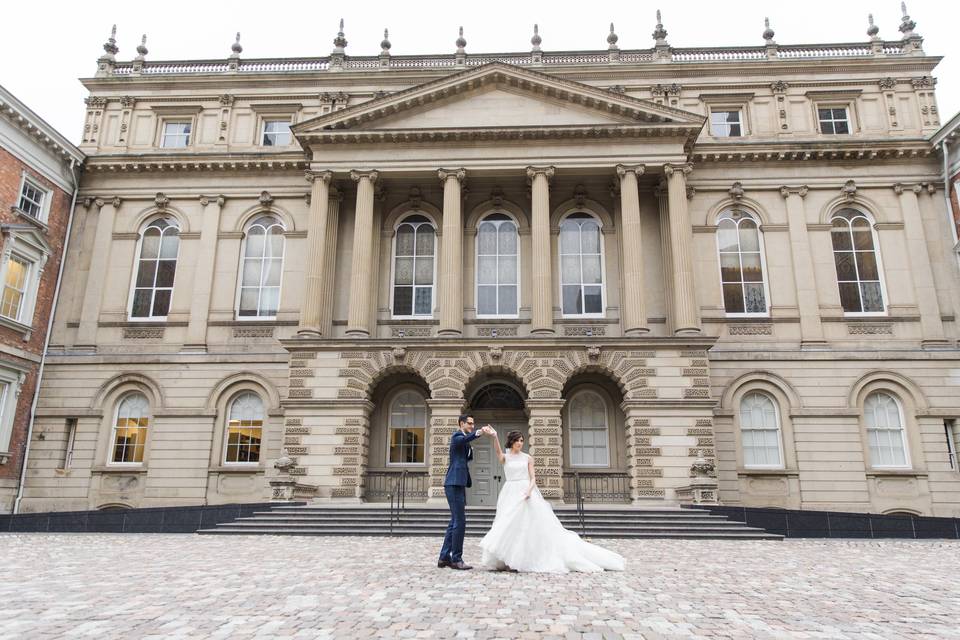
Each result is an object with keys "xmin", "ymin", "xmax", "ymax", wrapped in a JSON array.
[
  {"xmin": 260, "ymin": 287, "xmax": 279, "ymax": 315},
  {"xmin": 152, "ymin": 289, "xmax": 172, "ymax": 317},
  {"xmin": 738, "ymin": 222, "xmax": 759, "ymax": 252},
  {"xmin": 831, "ymin": 226, "xmax": 852, "ymax": 251},
  {"xmin": 583, "ymin": 286, "xmax": 603, "ymax": 314},
  {"xmin": 498, "ymin": 223, "xmax": 517, "ymax": 254},
  {"xmin": 394, "ymin": 257, "xmax": 413, "ymax": 285},
  {"xmin": 498, "ymin": 285, "xmax": 517, "ymax": 315},
  {"xmin": 263, "ymin": 259, "xmax": 283, "ymax": 287},
  {"xmin": 396, "ymin": 226, "xmax": 415, "ymax": 256},
  {"xmin": 559, "ymin": 227, "xmax": 579, "ymax": 254},
  {"xmin": 136, "ymin": 260, "xmax": 157, "ymax": 287},
  {"xmin": 478, "ymin": 223, "xmax": 497, "ymax": 254},
  {"xmin": 414, "ymin": 257, "xmax": 433, "ymax": 285},
  {"xmin": 268, "ymin": 230, "xmax": 284, "ymax": 258},
  {"xmin": 838, "ymin": 282, "xmax": 862, "ymax": 312},
  {"xmin": 743, "ymin": 284, "xmax": 767, "ymax": 314},
  {"xmin": 141, "ymin": 230, "xmax": 161, "ymax": 260},
  {"xmin": 415, "ymin": 228, "xmax": 435, "ymax": 255},
  {"xmin": 860, "ymin": 282, "xmax": 884, "ymax": 312},
  {"xmin": 852, "ymin": 226, "xmax": 874, "ymax": 251},
  {"xmin": 498, "ymin": 256, "xmax": 517, "ymax": 285},
  {"xmin": 239, "ymin": 287, "xmax": 259, "ymax": 314},
  {"xmin": 581, "ymin": 256, "xmax": 602, "ymax": 285},
  {"xmin": 561, "ymin": 255, "xmax": 581, "ymax": 284},
  {"xmin": 717, "ymin": 220, "xmax": 738, "ymax": 252},
  {"xmin": 856, "ymin": 252, "xmax": 878, "ymax": 280},
  {"xmin": 581, "ymin": 222, "xmax": 601, "ymax": 253},
  {"xmin": 245, "ymin": 229, "xmax": 265, "ymax": 257},
  {"xmin": 159, "ymin": 233, "xmax": 179, "ymax": 259},
  {"xmin": 242, "ymin": 258, "xmax": 262, "ymax": 287},
  {"xmin": 155, "ymin": 260, "xmax": 176, "ymax": 287},
  {"xmin": 131, "ymin": 289, "xmax": 152, "ymax": 317},
  {"xmin": 741, "ymin": 252, "xmax": 763, "ymax": 282},
  {"xmin": 394, "ymin": 286, "xmax": 412, "ymax": 315},
  {"xmin": 477, "ymin": 285, "xmax": 496, "ymax": 315},
  {"xmin": 477, "ymin": 256, "xmax": 496, "ymax": 285},
  {"xmin": 834, "ymin": 120, "xmax": 849, "ymax": 134},
  {"xmin": 834, "ymin": 251, "xmax": 857, "ymax": 281},
  {"xmin": 722, "ymin": 283, "xmax": 745, "ymax": 313},
  {"xmin": 562, "ymin": 285, "xmax": 582, "ymax": 315},
  {"xmin": 413, "ymin": 287, "xmax": 432, "ymax": 315},
  {"xmin": 720, "ymin": 253, "xmax": 742, "ymax": 283}
]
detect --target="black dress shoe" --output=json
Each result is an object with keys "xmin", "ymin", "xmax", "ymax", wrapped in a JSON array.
[
  {"xmin": 437, "ymin": 559, "xmax": 451, "ymax": 568},
  {"xmin": 450, "ymin": 561, "xmax": 473, "ymax": 570}
]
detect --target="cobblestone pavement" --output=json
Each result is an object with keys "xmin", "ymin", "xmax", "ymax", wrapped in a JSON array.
[{"xmin": 0, "ymin": 534, "xmax": 958, "ymax": 639}]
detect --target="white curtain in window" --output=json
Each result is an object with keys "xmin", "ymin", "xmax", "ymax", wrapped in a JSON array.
[
  {"xmin": 865, "ymin": 392, "xmax": 908, "ymax": 467},
  {"xmin": 476, "ymin": 214, "xmax": 518, "ymax": 316},
  {"xmin": 739, "ymin": 392, "xmax": 782, "ymax": 467},
  {"xmin": 239, "ymin": 216, "xmax": 285, "ymax": 317},
  {"xmin": 569, "ymin": 391, "xmax": 609, "ymax": 466},
  {"xmin": 717, "ymin": 212, "xmax": 767, "ymax": 315},
  {"xmin": 112, "ymin": 393, "xmax": 149, "ymax": 463},
  {"xmin": 559, "ymin": 213, "xmax": 604, "ymax": 315},
  {"xmin": 131, "ymin": 218, "xmax": 180, "ymax": 318},
  {"xmin": 393, "ymin": 216, "xmax": 435, "ymax": 317}
]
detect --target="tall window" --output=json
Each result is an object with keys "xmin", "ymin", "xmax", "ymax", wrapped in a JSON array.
[
  {"xmin": 225, "ymin": 392, "xmax": 264, "ymax": 463},
  {"xmin": 476, "ymin": 213, "xmax": 518, "ymax": 317},
  {"xmin": 710, "ymin": 109, "xmax": 743, "ymax": 137},
  {"xmin": 739, "ymin": 392, "xmax": 783, "ymax": 467},
  {"xmin": 831, "ymin": 209, "xmax": 885, "ymax": 313},
  {"xmin": 717, "ymin": 210, "xmax": 768, "ymax": 315},
  {"xmin": 865, "ymin": 391, "xmax": 909, "ymax": 468},
  {"xmin": 238, "ymin": 215, "xmax": 285, "ymax": 318},
  {"xmin": 568, "ymin": 391, "xmax": 609, "ymax": 466},
  {"xmin": 392, "ymin": 215, "xmax": 435, "ymax": 317},
  {"xmin": 18, "ymin": 177, "xmax": 47, "ymax": 220},
  {"xmin": 559, "ymin": 212, "xmax": 604, "ymax": 316},
  {"xmin": 161, "ymin": 121, "xmax": 191, "ymax": 148},
  {"xmin": 388, "ymin": 391, "xmax": 426, "ymax": 464},
  {"xmin": 111, "ymin": 393, "xmax": 149, "ymax": 464},
  {"xmin": 130, "ymin": 218, "xmax": 180, "ymax": 319},
  {"xmin": 818, "ymin": 107, "xmax": 850, "ymax": 134},
  {"xmin": 262, "ymin": 120, "xmax": 291, "ymax": 146},
  {"xmin": 0, "ymin": 256, "xmax": 30, "ymax": 322}
]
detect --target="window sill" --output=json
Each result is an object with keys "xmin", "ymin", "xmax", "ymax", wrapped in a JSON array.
[
  {"xmin": 11, "ymin": 206, "xmax": 49, "ymax": 230},
  {"xmin": 91, "ymin": 465, "xmax": 148, "ymax": 474},
  {"xmin": 737, "ymin": 468, "xmax": 799, "ymax": 477},
  {"xmin": 0, "ymin": 451, "xmax": 10, "ymax": 465},
  {"xmin": 209, "ymin": 464, "xmax": 263, "ymax": 474},
  {"xmin": 0, "ymin": 314, "xmax": 32, "ymax": 340},
  {"xmin": 865, "ymin": 469, "xmax": 928, "ymax": 478}
]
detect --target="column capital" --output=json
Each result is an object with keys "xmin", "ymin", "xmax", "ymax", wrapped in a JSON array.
[
  {"xmin": 199, "ymin": 194, "xmax": 226, "ymax": 207},
  {"xmin": 437, "ymin": 167, "xmax": 467, "ymax": 183},
  {"xmin": 305, "ymin": 169, "xmax": 333, "ymax": 184},
  {"xmin": 615, "ymin": 164, "xmax": 646, "ymax": 179},
  {"xmin": 525, "ymin": 165, "xmax": 556, "ymax": 182},
  {"xmin": 349, "ymin": 170, "xmax": 379, "ymax": 184},
  {"xmin": 109, "ymin": 196, "xmax": 122, "ymax": 208},
  {"xmin": 893, "ymin": 182, "xmax": 922, "ymax": 195},
  {"xmin": 663, "ymin": 163, "xmax": 693, "ymax": 177},
  {"xmin": 779, "ymin": 185, "xmax": 809, "ymax": 199}
]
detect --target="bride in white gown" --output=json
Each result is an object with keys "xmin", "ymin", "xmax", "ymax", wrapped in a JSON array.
[{"xmin": 479, "ymin": 429, "xmax": 625, "ymax": 573}]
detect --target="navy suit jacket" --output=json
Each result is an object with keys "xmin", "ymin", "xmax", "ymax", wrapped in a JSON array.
[{"xmin": 443, "ymin": 430, "xmax": 481, "ymax": 488}]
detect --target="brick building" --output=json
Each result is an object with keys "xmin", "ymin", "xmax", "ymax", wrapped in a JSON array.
[
  {"xmin": 931, "ymin": 111, "xmax": 960, "ymax": 259},
  {"xmin": 0, "ymin": 85, "xmax": 84, "ymax": 512}
]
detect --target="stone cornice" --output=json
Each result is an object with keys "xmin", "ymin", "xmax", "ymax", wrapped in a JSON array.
[
  {"xmin": 84, "ymin": 152, "xmax": 308, "ymax": 173},
  {"xmin": 691, "ymin": 138, "xmax": 936, "ymax": 163},
  {"xmin": 0, "ymin": 86, "xmax": 85, "ymax": 164}
]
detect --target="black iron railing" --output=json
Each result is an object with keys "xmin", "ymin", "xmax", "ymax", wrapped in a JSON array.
[
  {"xmin": 562, "ymin": 472, "xmax": 632, "ymax": 504},
  {"xmin": 365, "ymin": 471, "xmax": 429, "ymax": 503}
]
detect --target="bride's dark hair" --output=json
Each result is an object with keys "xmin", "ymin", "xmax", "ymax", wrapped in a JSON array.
[{"xmin": 505, "ymin": 430, "xmax": 524, "ymax": 450}]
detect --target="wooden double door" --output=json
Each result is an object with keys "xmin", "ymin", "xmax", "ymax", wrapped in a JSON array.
[{"xmin": 466, "ymin": 413, "xmax": 528, "ymax": 506}]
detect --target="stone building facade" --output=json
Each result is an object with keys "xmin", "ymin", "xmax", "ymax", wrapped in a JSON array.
[
  {"xmin": 0, "ymin": 85, "xmax": 84, "ymax": 512},
  {"xmin": 18, "ymin": 10, "xmax": 960, "ymax": 516}
]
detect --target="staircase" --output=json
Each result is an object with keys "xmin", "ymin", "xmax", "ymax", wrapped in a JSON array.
[{"xmin": 197, "ymin": 504, "xmax": 781, "ymax": 539}]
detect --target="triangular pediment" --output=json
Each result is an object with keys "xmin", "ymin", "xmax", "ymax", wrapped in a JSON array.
[{"xmin": 293, "ymin": 62, "xmax": 704, "ymax": 143}]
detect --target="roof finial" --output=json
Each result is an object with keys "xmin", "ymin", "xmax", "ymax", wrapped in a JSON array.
[
  {"xmin": 333, "ymin": 18, "xmax": 348, "ymax": 53},
  {"xmin": 102, "ymin": 24, "xmax": 119, "ymax": 58},
  {"xmin": 762, "ymin": 17, "xmax": 775, "ymax": 43},
  {"xmin": 456, "ymin": 26, "xmax": 467, "ymax": 54},
  {"xmin": 867, "ymin": 14, "xmax": 880, "ymax": 40},
  {"xmin": 135, "ymin": 34, "xmax": 148, "ymax": 60},
  {"xmin": 381, "ymin": 28, "xmax": 392, "ymax": 54},
  {"xmin": 231, "ymin": 32, "xmax": 243, "ymax": 57},
  {"xmin": 607, "ymin": 22, "xmax": 619, "ymax": 50},
  {"xmin": 531, "ymin": 24, "xmax": 542, "ymax": 51},
  {"xmin": 899, "ymin": 2, "xmax": 917, "ymax": 38},
  {"xmin": 652, "ymin": 10, "xmax": 668, "ymax": 45}
]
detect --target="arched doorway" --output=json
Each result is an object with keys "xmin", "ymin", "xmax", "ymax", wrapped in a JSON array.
[{"xmin": 465, "ymin": 380, "xmax": 528, "ymax": 506}]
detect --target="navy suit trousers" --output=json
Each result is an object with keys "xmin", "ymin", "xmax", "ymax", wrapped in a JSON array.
[{"xmin": 439, "ymin": 485, "xmax": 467, "ymax": 563}]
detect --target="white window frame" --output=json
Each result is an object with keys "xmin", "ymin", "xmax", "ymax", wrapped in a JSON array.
[
  {"xmin": 390, "ymin": 214, "xmax": 437, "ymax": 319},
  {"xmin": 234, "ymin": 215, "xmax": 286, "ymax": 321},
  {"xmin": 944, "ymin": 419, "xmax": 958, "ymax": 472},
  {"xmin": 15, "ymin": 173, "xmax": 52, "ymax": 223},
  {"xmin": 0, "ymin": 228, "xmax": 48, "ymax": 333},
  {"xmin": 108, "ymin": 392, "xmax": 150, "ymax": 466},
  {"xmin": 739, "ymin": 391, "xmax": 785, "ymax": 470},
  {"xmin": 127, "ymin": 217, "xmax": 181, "ymax": 321},
  {"xmin": 864, "ymin": 391, "xmax": 911, "ymax": 470},
  {"xmin": 0, "ymin": 254, "xmax": 31, "ymax": 324},
  {"xmin": 715, "ymin": 210, "xmax": 771, "ymax": 318},
  {"xmin": 222, "ymin": 391, "xmax": 265, "ymax": 466},
  {"xmin": 159, "ymin": 120, "xmax": 193, "ymax": 148},
  {"xmin": 709, "ymin": 108, "xmax": 745, "ymax": 137},
  {"xmin": 0, "ymin": 365, "xmax": 27, "ymax": 457},
  {"xmin": 567, "ymin": 389, "xmax": 611, "ymax": 468},
  {"xmin": 830, "ymin": 209, "xmax": 888, "ymax": 317},
  {"xmin": 817, "ymin": 105, "xmax": 851, "ymax": 135},
  {"xmin": 261, "ymin": 118, "xmax": 293, "ymax": 147},
  {"xmin": 558, "ymin": 212, "xmax": 607, "ymax": 318},
  {"xmin": 475, "ymin": 212, "xmax": 520, "ymax": 319},
  {"xmin": 385, "ymin": 390, "xmax": 428, "ymax": 467}
]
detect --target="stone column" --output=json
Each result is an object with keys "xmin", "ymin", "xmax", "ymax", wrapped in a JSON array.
[
  {"xmin": 895, "ymin": 183, "xmax": 947, "ymax": 346},
  {"xmin": 318, "ymin": 187, "xmax": 343, "ymax": 337},
  {"xmin": 617, "ymin": 164, "xmax": 649, "ymax": 335},
  {"xmin": 438, "ymin": 168, "xmax": 467, "ymax": 336},
  {"xmin": 527, "ymin": 166, "xmax": 556, "ymax": 334},
  {"xmin": 664, "ymin": 164, "xmax": 701, "ymax": 335},
  {"xmin": 76, "ymin": 197, "xmax": 120, "ymax": 348},
  {"xmin": 298, "ymin": 170, "xmax": 333, "ymax": 337},
  {"xmin": 527, "ymin": 399, "xmax": 565, "ymax": 502},
  {"xmin": 656, "ymin": 181, "xmax": 674, "ymax": 334},
  {"xmin": 346, "ymin": 171, "xmax": 379, "ymax": 337},
  {"xmin": 780, "ymin": 186, "xmax": 826, "ymax": 347},
  {"xmin": 184, "ymin": 195, "xmax": 226, "ymax": 351},
  {"xmin": 426, "ymin": 399, "xmax": 464, "ymax": 503}
]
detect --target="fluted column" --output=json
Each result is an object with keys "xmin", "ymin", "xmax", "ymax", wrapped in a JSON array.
[
  {"xmin": 527, "ymin": 166, "xmax": 556, "ymax": 334},
  {"xmin": 664, "ymin": 163, "xmax": 700, "ymax": 335},
  {"xmin": 617, "ymin": 164, "xmax": 649, "ymax": 335},
  {"xmin": 76, "ymin": 197, "xmax": 120, "ymax": 348},
  {"xmin": 438, "ymin": 168, "xmax": 467, "ymax": 336},
  {"xmin": 655, "ymin": 181, "xmax": 675, "ymax": 334},
  {"xmin": 298, "ymin": 170, "xmax": 333, "ymax": 337},
  {"xmin": 780, "ymin": 186, "xmax": 826, "ymax": 347},
  {"xmin": 895, "ymin": 183, "xmax": 947, "ymax": 346},
  {"xmin": 346, "ymin": 170, "xmax": 379, "ymax": 337},
  {"xmin": 185, "ymin": 194, "xmax": 225, "ymax": 350},
  {"xmin": 318, "ymin": 186, "xmax": 342, "ymax": 337}
]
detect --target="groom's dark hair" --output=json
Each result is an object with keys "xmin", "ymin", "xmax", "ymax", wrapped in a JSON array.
[{"xmin": 458, "ymin": 414, "xmax": 473, "ymax": 426}]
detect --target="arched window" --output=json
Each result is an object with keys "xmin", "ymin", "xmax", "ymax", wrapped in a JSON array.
[
  {"xmin": 864, "ymin": 391, "xmax": 909, "ymax": 467},
  {"xmin": 831, "ymin": 209, "xmax": 885, "ymax": 313},
  {"xmin": 476, "ymin": 213, "xmax": 519, "ymax": 317},
  {"xmin": 568, "ymin": 391, "xmax": 609, "ymax": 466},
  {"xmin": 130, "ymin": 217, "xmax": 180, "ymax": 319},
  {"xmin": 388, "ymin": 391, "xmax": 426, "ymax": 464},
  {"xmin": 225, "ymin": 392, "xmax": 264, "ymax": 463},
  {"xmin": 717, "ymin": 210, "xmax": 768, "ymax": 315},
  {"xmin": 392, "ymin": 215, "xmax": 435, "ymax": 317},
  {"xmin": 238, "ymin": 215, "xmax": 285, "ymax": 318},
  {"xmin": 111, "ymin": 393, "xmax": 149, "ymax": 464},
  {"xmin": 470, "ymin": 383, "xmax": 525, "ymax": 411},
  {"xmin": 739, "ymin": 392, "xmax": 783, "ymax": 467},
  {"xmin": 559, "ymin": 212, "xmax": 604, "ymax": 316}
]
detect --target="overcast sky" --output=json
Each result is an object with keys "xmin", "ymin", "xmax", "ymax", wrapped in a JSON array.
[{"xmin": 2, "ymin": 0, "xmax": 957, "ymax": 141}]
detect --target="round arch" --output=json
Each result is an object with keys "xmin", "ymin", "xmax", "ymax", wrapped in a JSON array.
[
  {"xmin": 463, "ymin": 365, "xmax": 530, "ymax": 408},
  {"xmin": 205, "ymin": 371, "xmax": 282, "ymax": 412},
  {"xmin": 551, "ymin": 197, "xmax": 615, "ymax": 230},
  {"xmin": 128, "ymin": 206, "xmax": 190, "ymax": 235},
  {"xmin": 90, "ymin": 372, "xmax": 165, "ymax": 412},
  {"xmin": 233, "ymin": 204, "xmax": 296, "ymax": 233},
  {"xmin": 706, "ymin": 197, "xmax": 771, "ymax": 227},
  {"xmin": 818, "ymin": 193, "xmax": 886, "ymax": 225},
  {"xmin": 383, "ymin": 201, "xmax": 442, "ymax": 232},
  {"xmin": 721, "ymin": 370, "xmax": 802, "ymax": 411},
  {"xmin": 465, "ymin": 199, "xmax": 530, "ymax": 233},
  {"xmin": 847, "ymin": 370, "xmax": 928, "ymax": 411}
]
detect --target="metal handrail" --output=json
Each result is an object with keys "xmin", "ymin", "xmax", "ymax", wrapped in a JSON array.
[
  {"xmin": 574, "ymin": 472, "xmax": 586, "ymax": 536},
  {"xmin": 388, "ymin": 470, "xmax": 409, "ymax": 535}
]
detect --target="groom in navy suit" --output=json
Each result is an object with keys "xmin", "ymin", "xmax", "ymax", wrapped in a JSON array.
[{"xmin": 438, "ymin": 414, "xmax": 492, "ymax": 570}]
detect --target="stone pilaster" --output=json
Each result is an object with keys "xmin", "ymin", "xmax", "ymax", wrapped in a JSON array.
[
  {"xmin": 780, "ymin": 186, "xmax": 826, "ymax": 348},
  {"xmin": 664, "ymin": 164, "xmax": 700, "ymax": 335},
  {"xmin": 438, "ymin": 168, "xmax": 467, "ymax": 336},
  {"xmin": 427, "ymin": 399, "xmax": 464, "ymax": 502},
  {"xmin": 617, "ymin": 164, "xmax": 649, "ymax": 335},
  {"xmin": 526, "ymin": 399, "xmax": 564, "ymax": 501},
  {"xmin": 346, "ymin": 170, "xmax": 378, "ymax": 337},
  {"xmin": 298, "ymin": 170, "xmax": 333, "ymax": 337},
  {"xmin": 656, "ymin": 181, "xmax": 674, "ymax": 334},
  {"xmin": 184, "ymin": 195, "xmax": 226, "ymax": 351},
  {"xmin": 527, "ymin": 166, "xmax": 556, "ymax": 335},
  {"xmin": 76, "ymin": 197, "xmax": 120, "ymax": 348},
  {"xmin": 319, "ymin": 187, "xmax": 343, "ymax": 337}
]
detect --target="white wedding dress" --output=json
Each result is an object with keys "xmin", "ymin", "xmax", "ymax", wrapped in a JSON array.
[{"xmin": 479, "ymin": 451, "xmax": 626, "ymax": 573}]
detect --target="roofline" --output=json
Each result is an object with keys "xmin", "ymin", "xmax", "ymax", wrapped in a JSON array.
[
  {"xmin": 0, "ymin": 83, "xmax": 85, "ymax": 163},
  {"xmin": 930, "ymin": 110, "xmax": 960, "ymax": 146}
]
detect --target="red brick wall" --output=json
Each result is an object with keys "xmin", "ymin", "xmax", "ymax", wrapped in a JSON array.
[{"xmin": 0, "ymin": 146, "xmax": 74, "ymax": 481}]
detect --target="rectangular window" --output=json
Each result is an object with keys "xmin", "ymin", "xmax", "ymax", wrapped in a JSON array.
[
  {"xmin": 946, "ymin": 420, "xmax": 958, "ymax": 472},
  {"xmin": 18, "ymin": 178, "xmax": 47, "ymax": 219},
  {"xmin": 710, "ymin": 110, "xmax": 743, "ymax": 137},
  {"xmin": 0, "ymin": 256, "xmax": 31, "ymax": 322},
  {"xmin": 62, "ymin": 418, "xmax": 78, "ymax": 470},
  {"xmin": 161, "ymin": 121, "xmax": 192, "ymax": 148},
  {"xmin": 225, "ymin": 420, "xmax": 263, "ymax": 463},
  {"xmin": 262, "ymin": 120, "xmax": 291, "ymax": 146},
  {"xmin": 818, "ymin": 107, "xmax": 850, "ymax": 134}
]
